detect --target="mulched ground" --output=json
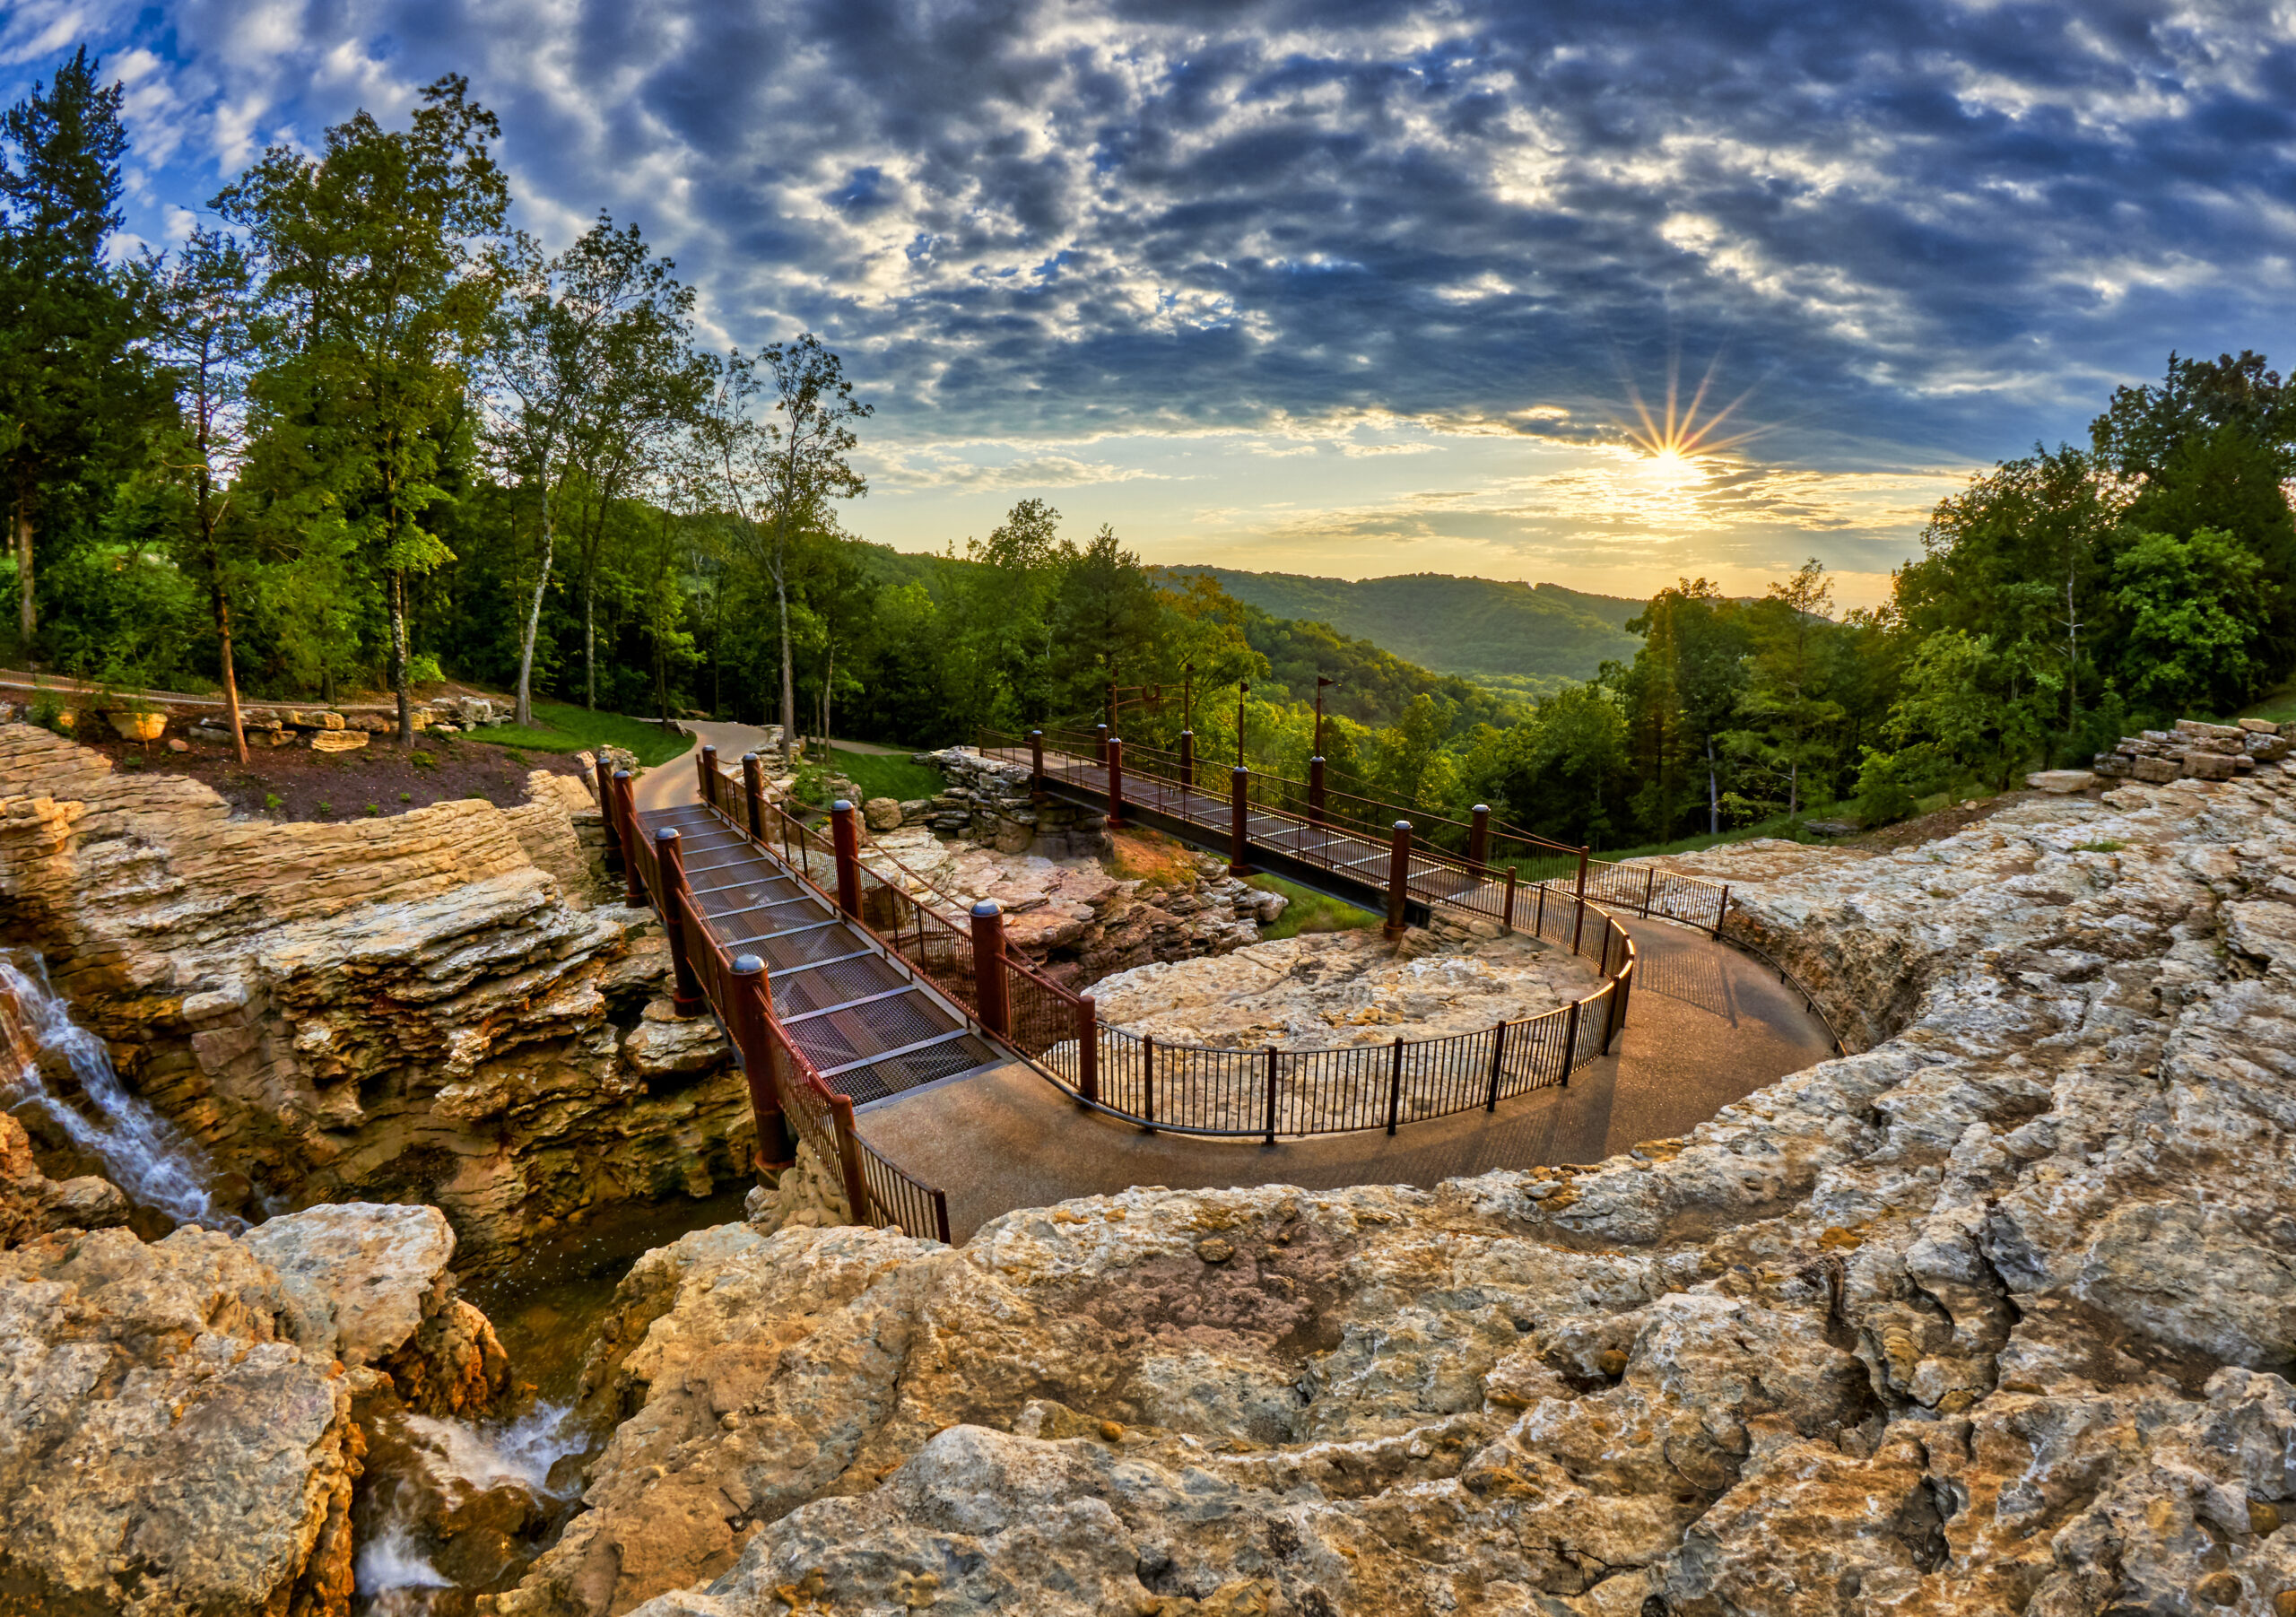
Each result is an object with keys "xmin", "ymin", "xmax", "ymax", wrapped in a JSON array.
[
  {"xmin": 1846, "ymin": 792, "xmax": 2026, "ymax": 853},
  {"xmin": 79, "ymin": 728, "xmax": 592, "ymax": 822}
]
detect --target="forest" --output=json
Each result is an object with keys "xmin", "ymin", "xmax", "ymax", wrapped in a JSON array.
[{"xmin": 6, "ymin": 52, "xmax": 2295, "ymax": 851}]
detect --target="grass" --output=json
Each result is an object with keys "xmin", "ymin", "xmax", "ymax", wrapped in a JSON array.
[
  {"xmin": 1248, "ymin": 873, "xmax": 1378, "ymax": 940},
  {"xmin": 1582, "ymin": 813, "xmax": 1831, "ymax": 864},
  {"xmin": 2235, "ymin": 681, "xmax": 2296, "ymax": 726},
  {"xmin": 800, "ymin": 746, "xmax": 943, "ymax": 804},
  {"xmin": 460, "ymin": 701, "xmax": 692, "ymax": 769}
]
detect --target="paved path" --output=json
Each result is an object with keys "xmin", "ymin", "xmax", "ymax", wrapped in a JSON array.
[
  {"xmin": 859, "ymin": 915, "xmax": 1834, "ymax": 1241},
  {"xmin": 631, "ymin": 721, "xmax": 777, "ymax": 813}
]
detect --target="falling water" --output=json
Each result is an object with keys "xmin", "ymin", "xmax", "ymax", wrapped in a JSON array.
[
  {"xmin": 354, "ymin": 1403, "xmax": 585, "ymax": 1613},
  {"xmin": 0, "ymin": 955, "xmax": 243, "ymax": 1232}
]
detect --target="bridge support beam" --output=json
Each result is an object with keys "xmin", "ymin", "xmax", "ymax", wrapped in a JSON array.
[
  {"xmin": 1105, "ymin": 737, "xmax": 1126, "ymax": 828},
  {"xmin": 831, "ymin": 800, "xmax": 863, "ymax": 917},
  {"xmin": 594, "ymin": 754, "xmax": 622, "ymax": 874},
  {"xmin": 1384, "ymin": 820, "xmax": 1413, "ymax": 940},
  {"xmin": 614, "ymin": 771, "xmax": 644, "ymax": 908},
  {"xmin": 698, "ymin": 743, "xmax": 718, "ymax": 804},
  {"xmin": 742, "ymin": 752, "xmax": 767, "ymax": 842},
  {"xmin": 970, "ymin": 900, "xmax": 1010, "ymax": 1037},
  {"xmin": 731, "ymin": 952, "xmax": 795, "ymax": 1168},
  {"xmin": 656, "ymin": 827, "xmax": 706, "ymax": 1016},
  {"xmin": 1228, "ymin": 769, "xmax": 1250, "ymax": 875}
]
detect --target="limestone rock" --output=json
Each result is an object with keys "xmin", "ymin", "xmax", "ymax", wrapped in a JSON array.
[
  {"xmin": 2023, "ymin": 768, "xmax": 2096, "ymax": 793},
  {"xmin": 0, "ymin": 1108, "xmax": 127, "ymax": 1247},
  {"xmin": 308, "ymin": 728, "xmax": 368, "ymax": 752},
  {"xmin": 242, "ymin": 1201, "xmax": 458, "ymax": 1369},
  {"xmin": 861, "ymin": 795, "xmax": 901, "ymax": 832}
]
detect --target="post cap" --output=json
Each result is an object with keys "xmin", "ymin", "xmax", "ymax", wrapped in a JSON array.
[
  {"xmin": 971, "ymin": 899, "xmax": 1003, "ymax": 917},
  {"xmin": 741, "ymin": 750, "xmax": 758, "ymax": 761},
  {"xmin": 732, "ymin": 952, "xmax": 765, "ymax": 976},
  {"xmin": 1107, "ymin": 735, "xmax": 1121, "ymax": 746},
  {"xmin": 655, "ymin": 825, "xmax": 680, "ymax": 842},
  {"xmin": 1473, "ymin": 803, "xmax": 1490, "ymax": 814},
  {"xmin": 613, "ymin": 768, "xmax": 632, "ymax": 780},
  {"xmin": 1232, "ymin": 764, "xmax": 1249, "ymax": 776},
  {"xmin": 1394, "ymin": 819, "xmax": 1413, "ymax": 831},
  {"xmin": 1309, "ymin": 754, "xmax": 1324, "ymax": 765},
  {"xmin": 832, "ymin": 799, "xmax": 854, "ymax": 813},
  {"xmin": 1180, "ymin": 728, "xmax": 1193, "ymax": 737}
]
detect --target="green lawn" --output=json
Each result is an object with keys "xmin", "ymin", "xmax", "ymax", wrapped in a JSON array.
[
  {"xmin": 1248, "ymin": 873, "xmax": 1378, "ymax": 939},
  {"xmin": 457, "ymin": 701, "xmax": 693, "ymax": 768},
  {"xmin": 795, "ymin": 746, "xmax": 944, "ymax": 805},
  {"xmin": 2235, "ymin": 682, "xmax": 2296, "ymax": 726}
]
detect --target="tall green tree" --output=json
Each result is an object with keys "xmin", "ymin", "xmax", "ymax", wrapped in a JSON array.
[
  {"xmin": 0, "ymin": 47, "xmax": 156, "ymax": 658},
  {"xmin": 221, "ymin": 74, "xmax": 508, "ymax": 743},
  {"xmin": 1725, "ymin": 561, "xmax": 1843, "ymax": 818}
]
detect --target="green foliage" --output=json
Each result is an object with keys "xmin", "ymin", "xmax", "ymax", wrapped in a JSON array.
[
  {"xmin": 1248, "ymin": 874, "xmax": 1377, "ymax": 940},
  {"xmin": 817, "ymin": 748, "xmax": 941, "ymax": 804},
  {"xmin": 2108, "ymin": 528, "xmax": 2270, "ymax": 712},
  {"xmin": 471, "ymin": 701, "xmax": 688, "ymax": 767},
  {"xmin": 2072, "ymin": 839, "xmax": 2126, "ymax": 853}
]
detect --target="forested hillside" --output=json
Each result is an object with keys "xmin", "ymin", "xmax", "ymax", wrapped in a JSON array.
[{"xmin": 1168, "ymin": 569, "xmax": 1643, "ymax": 694}]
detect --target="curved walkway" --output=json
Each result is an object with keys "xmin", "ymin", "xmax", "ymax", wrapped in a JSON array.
[{"xmin": 634, "ymin": 724, "xmax": 1837, "ymax": 1242}]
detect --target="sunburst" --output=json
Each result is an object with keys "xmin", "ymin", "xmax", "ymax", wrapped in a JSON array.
[{"xmin": 1619, "ymin": 350, "xmax": 1766, "ymax": 469}]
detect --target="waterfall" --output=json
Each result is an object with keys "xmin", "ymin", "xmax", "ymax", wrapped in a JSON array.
[
  {"xmin": 354, "ymin": 1402, "xmax": 584, "ymax": 1611},
  {"xmin": 0, "ymin": 956, "xmax": 244, "ymax": 1232}
]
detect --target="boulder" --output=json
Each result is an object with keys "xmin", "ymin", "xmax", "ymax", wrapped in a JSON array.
[
  {"xmin": 308, "ymin": 729, "xmax": 368, "ymax": 752},
  {"xmin": 187, "ymin": 725, "xmax": 234, "ymax": 744},
  {"xmin": 2184, "ymin": 750, "xmax": 2237, "ymax": 781},
  {"xmin": 2130, "ymin": 755, "xmax": 2181, "ymax": 782},
  {"xmin": 862, "ymin": 796, "xmax": 902, "ymax": 832},
  {"xmin": 2023, "ymin": 769, "xmax": 2097, "ymax": 794},
  {"xmin": 2238, "ymin": 717, "xmax": 2282, "ymax": 734},
  {"xmin": 0, "ymin": 1110, "xmax": 127, "ymax": 1247}
]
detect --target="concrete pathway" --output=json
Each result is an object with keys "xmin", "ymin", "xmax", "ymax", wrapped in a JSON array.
[
  {"xmin": 861, "ymin": 914, "xmax": 1836, "ymax": 1241},
  {"xmin": 631, "ymin": 720, "xmax": 778, "ymax": 813}
]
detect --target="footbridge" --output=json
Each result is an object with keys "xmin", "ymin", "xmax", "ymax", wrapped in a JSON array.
[{"xmin": 589, "ymin": 728, "xmax": 1749, "ymax": 1247}]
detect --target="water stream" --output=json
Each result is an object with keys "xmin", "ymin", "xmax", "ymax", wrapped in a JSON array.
[{"xmin": 0, "ymin": 955, "xmax": 244, "ymax": 1231}]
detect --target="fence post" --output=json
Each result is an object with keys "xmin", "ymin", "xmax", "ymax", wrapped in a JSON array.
[
  {"xmin": 1501, "ymin": 865, "xmax": 1518, "ymax": 935},
  {"xmin": 742, "ymin": 752, "xmax": 767, "ymax": 842},
  {"xmin": 656, "ymin": 829, "xmax": 706, "ymax": 1016},
  {"xmin": 1229, "ymin": 768, "xmax": 1250, "ymax": 875},
  {"xmin": 1484, "ymin": 1020, "xmax": 1508, "ymax": 1112},
  {"xmin": 1262, "ymin": 1046, "xmax": 1280, "ymax": 1145},
  {"xmin": 614, "ymin": 771, "xmax": 646, "ymax": 907},
  {"xmin": 1029, "ymin": 729, "xmax": 1046, "ymax": 795},
  {"xmin": 1178, "ymin": 730, "xmax": 1194, "ymax": 788},
  {"xmin": 1571, "ymin": 845, "xmax": 1590, "ymax": 952},
  {"xmin": 1105, "ymin": 736, "xmax": 1126, "ymax": 828},
  {"xmin": 1470, "ymin": 804, "xmax": 1491, "ymax": 865},
  {"xmin": 1386, "ymin": 1036, "xmax": 1404, "ymax": 1135},
  {"xmin": 1094, "ymin": 723, "xmax": 1109, "ymax": 766},
  {"xmin": 1076, "ymin": 993, "xmax": 1099, "ymax": 1105},
  {"xmin": 1643, "ymin": 865, "xmax": 1657, "ymax": 917},
  {"xmin": 594, "ymin": 754, "xmax": 622, "ymax": 874},
  {"xmin": 1141, "ymin": 1033, "xmax": 1157, "ymax": 1132},
  {"xmin": 698, "ymin": 743, "xmax": 718, "ymax": 804},
  {"xmin": 731, "ymin": 953, "xmax": 795, "ymax": 1166},
  {"xmin": 829, "ymin": 1095, "xmax": 870, "ymax": 1224},
  {"xmin": 970, "ymin": 900, "xmax": 1010, "ymax": 1036},
  {"xmin": 1384, "ymin": 820, "xmax": 1413, "ymax": 940},
  {"xmin": 1561, "ymin": 998, "xmax": 1581, "ymax": 1086},
  {"xmin": 831, "ymin": 800, "xmax": 862, "ymax": 917},
  {"xmin": 1535, "ymin": 879, "xmax": 1546, "ymax": 938},
  {"xmin": 1309, "ymin": 754, "xmax": 1326, "ymax": 824},
  {"xmin": 1716, "ymin": 884, "xmax": 1731, "ymax": 938}
]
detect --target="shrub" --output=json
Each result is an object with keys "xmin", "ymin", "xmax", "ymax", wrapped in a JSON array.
[
  {"xmin": 264, "ymin": 793, "xmax": 283, "ymax": 813},
  {"xmin": 364, "ymin": 803, "xmax": 381, "ymax": 816},
  {"xmin": 410, "ymin": 750, "xmax": 437, "ymax": 770},
  {"xmin": 316, "ymin": 801, "xmax": 334, "ymax": 819},
  {"xmin": 399, "ymin": 791, "xmax": 413, "ymax": 803}
]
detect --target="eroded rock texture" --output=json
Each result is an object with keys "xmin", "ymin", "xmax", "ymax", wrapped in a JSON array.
[
  {"xmin": 501, "ymin": 764, "xmax": 2296, "ymax": 1615},
  {"xmin": 0, "ymin": 723, "xmax": 748, "ymax": 1260},
  {"xmin": 0, "ymin": 1202, "xmax": 501, "ymax": 1617}
]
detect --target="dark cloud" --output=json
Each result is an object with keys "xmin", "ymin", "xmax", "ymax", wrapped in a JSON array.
[{"xmin": 11, "ymin": 0, "xmax": 2293, "ymax": 468}]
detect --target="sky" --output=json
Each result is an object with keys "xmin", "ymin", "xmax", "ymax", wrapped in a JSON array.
[{"xmin": 4, "ymin": 0, "xmax": 2292, "ymax": 609}]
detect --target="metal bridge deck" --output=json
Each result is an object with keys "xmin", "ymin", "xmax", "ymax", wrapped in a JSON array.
[{"xmin": 637, "ymin": 802, "xmax": 1004, "ymax": 1106}]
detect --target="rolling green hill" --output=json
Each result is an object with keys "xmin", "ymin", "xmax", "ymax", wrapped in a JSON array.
[{"xmin": 1164, "ymin": 569, "xmax": 1643, "ymax": 693}]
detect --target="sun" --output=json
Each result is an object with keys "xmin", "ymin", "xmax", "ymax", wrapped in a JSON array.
[{"xmin": 1635, "ymin": 446, "xmax": 1706, "ymax": 487}]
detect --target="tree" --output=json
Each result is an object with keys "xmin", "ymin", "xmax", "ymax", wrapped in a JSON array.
[
  {"xmin": 1725, "ymin": 560, "xmax": 1843, "ymax": 819},
  {"xmin": 151, "ymin": 228, "xmax": 260, "ymax": 760},
  {"xmin": 700, "ymin": 335, "xmax": 871, "ymax": 746},
  {"xmin": 1048, "ymin": 522, "xmax": 1165, "ymax": 723},
  {"xmin": 2108, "ymin": 528, "xmax": 2272, "ymax": 712},
  {"xmin": 1616, "ymin": 578, "xmax": 1749, "ymax": 839},
  {"xmin": 221, "ymin": 74, "xmax": 508, "ymax": 743},
  {"xmin": 483, "ymin": 214, "xmax": 699, "ymax": 723},
  {"xmin": 0, "ymin": 47, "xmax": 155, "ymax": 659}
]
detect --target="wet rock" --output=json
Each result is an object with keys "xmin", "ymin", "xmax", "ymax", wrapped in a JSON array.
[{"xmin": 0, "ymin": 1108, "xmax": 127, "ymax": 1247}]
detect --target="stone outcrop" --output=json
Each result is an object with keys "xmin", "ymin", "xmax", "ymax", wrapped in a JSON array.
[
  {"xmin": 0, "ymin": 722, "xmax": 749, "ymax": 1262},
  {"xmin": 2091, "ymin": 715, "xmax": 2291, "ymax": 783},
  {"xmin": 494, "ymin": 752, "xmax": 2296, "ymax": 1615},
  {"xmin": 912, "ymin": 745, "xmax": 1109, "ymax": 856},
  {"xmin": 0, "ymin": 1108, "xmax": 127, "ymax": 1246},
  {"xmin": 0, "ymin": 1201, "xmax": 502, "ymax": 1617}
]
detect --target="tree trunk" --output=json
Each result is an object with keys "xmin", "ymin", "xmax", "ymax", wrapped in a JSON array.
[
  {"xmin": 1706, "ymin": 734, "xmax": 1719, "ymax": 837},
  {"xmin": 214, "ymin": 583, "xmax": 248, "ymax": 766},
  {"xmin": 822, "ymin": 645, "xmax": 833, "ymax": 744},
  {"xmin": 776, "ymin": 537, "xmax": 796, "ymax": 752},
  {"xmin": 388, "ymin": 569, "xmax": 413, "ymax": 746},
  {"xmin": 13, "ymin": 482, "xmax": 34, "ymax": 663},
  {"xmin": 584, "ymin": 583, "xmax": 596, "ymax": 711},
  {"xmin": 517, "ymin": 478, "xmax": 552, "ymax": 729}
]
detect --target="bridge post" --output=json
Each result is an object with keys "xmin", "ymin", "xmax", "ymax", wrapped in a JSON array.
[
  {"xmin": 1309, "ymin": 755, "xmax": 1326, "ymax": 823},
  {"xmin": 1384, "ymin": 820, "xmax": 1413, "ymax": 940},
  {"xmin": 1178, "ymin": 730, "xmax": 1194, "ymax": 787},
  {"xmin": 1263, "ymin": 1045, "xmax": 1279, "ymax": 1147},
  {"xmin": 1715, "ymin": 884, "xmax": 1731, "ymax": 938},
  {"xmin": 1561, "ymin": 997, "xmax": 1581, "ymax": 1086},
  {"xmin": 1076, "ymin": 993, "xmax": 1099, "ymax": 1105},
  {"xmin": 698, "ymin": 743, "xmax": 717, "ymax": 804},
  {"xmin": 1228, "ymin": 768, "xmax": 1250, "ymax": 875},
  {"xmin": 655, "ymin": 828, "xmax": 706, "ymax": 1016},
  {"xmin": 1501, "ymin": 865, "xmax": 1518, "ymax": 935},
  {"xmin": 1105, "ymin": 737, "xmax": 1126, "ymax": 828},
  {"xmin": 1094, "ymin": 723, "xmax": 1109, "ymax": 766},
  {"xmin": 731, "ymin": 953, "xmax": 795, "ymax": 1167},
  {"xmin": 1029, "ymin": 729, "xmax": 1046, "ymax": 795},
  {"xmin": 1386, "ymin": 1035, "xmax": 1404, "ymax": 1135},
  {"xmin": 831, "ymin": 801, "xmax": 863, "ymax": 918},
  {"xmin": 829, "ymin": 1094, "xmax": 871, "ymax": 1224},
  {"xmin": 1484, "ymin": 1019, "xmax": 1508, "ymax": 1111},
  {"xmin": 1571, "ymin": 845, "xmax": 1590, "ymax": 952},
  {"xmin": 1469, "ymin": 804, "xmax": 1490, "ymax": 865},
  {"xmin": 970, "ymin": 900, "xmax": 1010, "ymax": 1037},
  {"xmin": 742, "ymin": 752, "xmax": 767, "ymax": 842},
  {"xmin": 594, "ymin": 754, "xmax": 622, "ymax": 874},
  {"xmin": 614, "ymin": 771, "xmax": 645, "ymax": 907}
]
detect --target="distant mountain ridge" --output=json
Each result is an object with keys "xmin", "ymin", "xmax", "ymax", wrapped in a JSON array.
[{"xmin": 1162, "ymin": 568, "xmax": 1645, "ymax": 693}]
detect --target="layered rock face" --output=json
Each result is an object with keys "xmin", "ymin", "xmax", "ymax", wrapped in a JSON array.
[
  {"xmin": 504, "ymin": 761, "xmax": 2296, "ymax": 1615},
  {"xmin": 0, "ymin": 723, "xmax": 748, "ymax": 1260},
  {"xmin": 0, "ymin": 1201, "xmax": 504, "ymax": 1617}
]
